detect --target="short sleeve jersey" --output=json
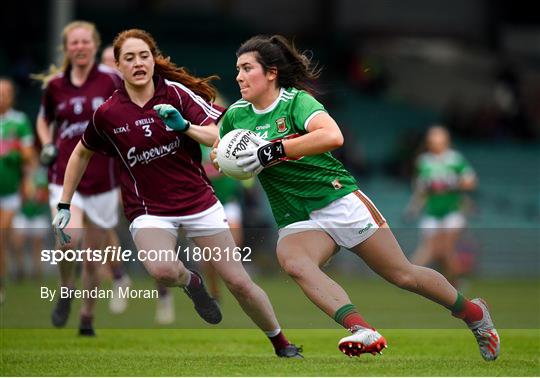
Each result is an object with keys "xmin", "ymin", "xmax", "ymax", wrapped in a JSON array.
[
  {"xmin": 416, "ymin": 149, "xmax": 476, "ymax": 217},
  {"xmin": 220, "ymin": 88, "xmax": 358, "ymax": 228},
  {"xmin": 82, "ymin": 75, "xmax": 224, "ymax": 222},
  {"xmin": 39, "ymin": 63, "xmax": 121, "ymax": 195},
  {"xmin": 0, "ymin": 109, "xmax": 34, "ymax": 195}
]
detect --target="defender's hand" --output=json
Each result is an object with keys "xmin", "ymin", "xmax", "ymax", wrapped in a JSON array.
[
  {"xmin": 40, "ymin": 143, "xmax": 58, "ymax": 166},
  {"xmin": 52, "ymin": 203, "xmax": 72, "ymax": 246},
  {"xmin": 153, "ymin": 104, "xmax": 191, "ymax": 132}
]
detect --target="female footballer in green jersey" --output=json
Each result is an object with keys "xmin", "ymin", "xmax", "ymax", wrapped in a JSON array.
[
  {"xmin": 0, "ymin": 77, "xmax": 36, "ymax": 304},
  {"xmin": 209, "ymin": 35, "xmax": 499, "ymax": 360},
  {"xmin": 407, "ymin": 125, "xmax": 477, "ymax": 286}
]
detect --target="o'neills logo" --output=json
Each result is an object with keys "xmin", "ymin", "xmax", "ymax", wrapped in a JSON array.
[
  {"xmin": 127, "ymin": 137, "xmax": 181, "ymax": 167},
  {"xmin": 225, "ymin": 132, "xmax": 253, "ymax": 159}
]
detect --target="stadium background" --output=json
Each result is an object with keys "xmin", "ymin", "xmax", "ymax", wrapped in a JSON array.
[{"xmin": 1, "ymin": 1, "xmax": 539, "ymax": 375}]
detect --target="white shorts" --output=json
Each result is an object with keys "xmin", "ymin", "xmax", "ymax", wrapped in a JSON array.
[
  {"xmin": 420, "ymin": 212, "xmax": 466, "ymax": 236},
  {"xmin": 12, "ymin": 213, "xmax": 50, "ymax": 237},
  {"xmin": 129, "ymin": 201, "xmax": 229, "ymax": 239},
  {"xmin": 278, "ymin": 190, "xmax": 386, "ymax": 249},
  {"xmin": 223, "ymin": 201, "xmax": 242, "ymax": 225},
  {"xmin": 48, "ymin": 184, "xmax": 119, "ymax": 228},
  {"xmin": 0, "ymin": 192, "xmax": 21, "ymax": 212}
]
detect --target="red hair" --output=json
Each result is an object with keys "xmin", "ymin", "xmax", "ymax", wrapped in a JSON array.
[{"xmin": 113, "ymin": 29, "xmax": 218, "ymax": 101}]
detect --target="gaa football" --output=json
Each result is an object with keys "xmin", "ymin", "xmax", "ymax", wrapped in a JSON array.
[{"xmin": 216, "ymin": 129, "xmax": 259, "ymax": 180}]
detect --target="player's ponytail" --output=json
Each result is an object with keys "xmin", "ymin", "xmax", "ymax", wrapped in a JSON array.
[
  {"xmin": 237, "ymin": 35, "xmax": 321, "ymax": 94},
  {"xmin": 113, "ymin": 29, "xmax": 218, "ymax": 102}
]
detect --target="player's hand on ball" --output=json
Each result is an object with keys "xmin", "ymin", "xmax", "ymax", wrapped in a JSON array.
[
  {"xmin": 210, "ymin": 148, "xmax": 222, "ymax": 172},
  {"xmin": 236, "ymin": 134, "xmax": 286, "ymax": 174},
  {"xmin": 40, "ymin": 143, "xmax": 58, "ymax": 166},
  {"xmin": 153, "ymin": 104, "xmax": 191, "ymax": 132},
  {"xmin": 52, "ymin": 202, "xmax": 72, "ymax": 246}
]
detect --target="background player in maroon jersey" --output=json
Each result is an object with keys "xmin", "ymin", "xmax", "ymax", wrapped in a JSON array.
[
  {"xmin": 52, "ymin": 28, "xmax": 302, "ymax": 358},
  {"xmin": 35, "ymin": 21, "xmax": 122, "ymax": 335}
]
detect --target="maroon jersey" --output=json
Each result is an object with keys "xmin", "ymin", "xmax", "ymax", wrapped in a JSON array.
[
  {"xmin": 81, "ymin": 75, "xmax": 224, "ymax": 222},
  {"xmin": 40, "ymin": 63, "xmax": 121, "ymax": 195}
]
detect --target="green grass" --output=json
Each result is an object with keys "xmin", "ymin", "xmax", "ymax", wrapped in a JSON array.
[
  {"xmin": 1, "ymin": 276, "xmax": 539, "ymax": 376},
  {"xmin": 1, "ymin": 329, "xmax": 538, "ymax": 376}
]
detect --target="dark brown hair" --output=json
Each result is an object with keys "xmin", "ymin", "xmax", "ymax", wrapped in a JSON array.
[{"xmin": 237, "ymin": 35, "xmax": 321, "ymax": 93}]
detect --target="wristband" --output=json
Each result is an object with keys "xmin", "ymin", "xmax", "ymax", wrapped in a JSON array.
[
  {"xmin": 257, "ymin": 141, "xmax": 286, "ymax": 167},
  {"xmin": 57, "ymin": 202, "xmax": 70, "ymax": 210}
]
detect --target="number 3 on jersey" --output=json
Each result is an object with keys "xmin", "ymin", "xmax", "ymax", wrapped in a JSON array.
[{"xmin": 143, "ymin": 124, "xmax": 152, "ymax": 137}]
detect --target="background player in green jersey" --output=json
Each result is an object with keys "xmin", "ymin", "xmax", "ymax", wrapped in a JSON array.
[
  {"xmin": 213, "ymin": 34, "xmax": 500, "ymax": 360},
  {"xmin": 407, "ymin": 125, "xmax": 477, "ymax": 285},
  {"xmin": 12, "ymin": 166, "xmax": 50, "ymax": 280},
  {"xmin": 0, "ymin": 77, "xmax": 36, "ymax": 303}
]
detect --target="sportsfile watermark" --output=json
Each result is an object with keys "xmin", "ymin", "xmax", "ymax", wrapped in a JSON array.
[{"xmin": 40, "ymin": 245, "xmax": 252, "ymax": 265}]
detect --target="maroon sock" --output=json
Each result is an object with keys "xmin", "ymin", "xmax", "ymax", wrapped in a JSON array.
[
  {"xmin": 157, "ymin": 284, "xmax": 169, "ymax": 297},
  {"xmin": 111, "ymin": 265, "xmax": 125, "ymax": 281},
  {"xmin": 269, "ymin": 331, "xmax": 290, "ymax": 351},
  {"xmin": 187, "ymin": 271, "xmax": 202, "ymax": 288},
  {"xmin": 80, "ymin": 314, "xmax": 93, "ymax": 328}
]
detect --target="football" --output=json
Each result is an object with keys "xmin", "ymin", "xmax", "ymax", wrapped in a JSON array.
[{"xmin": 216, "ymin": 129, "xmax": 259, "ymax": 180}]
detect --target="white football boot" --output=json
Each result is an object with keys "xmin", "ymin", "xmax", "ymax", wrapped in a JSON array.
[
  {"xmin": 467, "ymin": 298, "xmax": 500, "ymax": 361},
  {"xmin": 338, "ymin": 327, "xmax": 387, "ymax": 357}
]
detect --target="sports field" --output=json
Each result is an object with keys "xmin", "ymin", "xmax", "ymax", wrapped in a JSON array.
[{"xmin": 2, "ymin": 276, "xmax": 539, "ymax": 376}]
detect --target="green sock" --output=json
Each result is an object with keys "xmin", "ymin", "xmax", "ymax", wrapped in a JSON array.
[
  {"xmin": 450, "ymin": 292, "xmax": 465, "ymax": 313},
  {"xmin": 334, "ymin": 304, "xmax": 356, "ymax": 325}
]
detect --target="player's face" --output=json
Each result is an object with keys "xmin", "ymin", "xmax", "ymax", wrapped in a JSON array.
[
  {"xmin": 117, "ymin": 38, "xmax": 155, "ymax": 88},
  {"xmin": 426, "ymin": 127, "xmax": 450, "ymax": 154},
  {"xmin": 0, "ymin": 80, "xmax": 14, "ymax": 113},
  {"xmin": 236, "ymin": 52, "xmax": 277, "ymax": 104},
  {"xmin": 101, "ymin": 47, "xmax": 116, "ymax": 69},
  {"xmin": 65, "ymin": 27, "xmax": 97, "ymax": 68}
]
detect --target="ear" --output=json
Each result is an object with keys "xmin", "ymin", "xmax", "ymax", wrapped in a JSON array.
[{"xmin": 266, "ymin": 67, "xmax": 278, "ymax": 82}]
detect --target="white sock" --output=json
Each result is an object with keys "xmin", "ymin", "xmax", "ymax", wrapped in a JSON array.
[{"xmin": 264, "ymin": 328, "xmax": 281, "ymax": 338}]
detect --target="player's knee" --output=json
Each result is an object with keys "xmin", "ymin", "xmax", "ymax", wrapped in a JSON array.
[
  {"xmin": 223, "ymin": 276, "xmax": 253, "ymax": 298},
  {"xmin": 151, "ymin": 265, "xmax": 181, "ymax": 286},
  {"xmin": 388, "ymin": 269, "xmax": 418, "ymax": 291},
  {"xmin": 278, "ymin": 255, "xmax": 309, "ymax": 279}
]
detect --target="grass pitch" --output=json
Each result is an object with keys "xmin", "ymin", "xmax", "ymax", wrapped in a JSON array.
[
  {"xmin": 2, "ymin": 329, "xmax": 538, "ymax": 376},
  {"xmin": 1, "ymin": 276, "xmax": 539, "ymax": 376}
]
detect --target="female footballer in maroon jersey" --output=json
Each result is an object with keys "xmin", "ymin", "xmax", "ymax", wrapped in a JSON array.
[
  {"xmin": 53, "ymin": 29, "xmax": 301, "ymax": 358},
  {"xmin": 35, "ymin": 21, "xmax": 126, "ymax": 336}
]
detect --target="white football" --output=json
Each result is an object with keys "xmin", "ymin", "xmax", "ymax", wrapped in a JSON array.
[{"xmin": 216, "ymin": 129, "xmax": 259, "ymax": 180}]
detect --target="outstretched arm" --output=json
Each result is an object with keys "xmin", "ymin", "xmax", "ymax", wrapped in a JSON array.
[
  {"xmin": 59, "ymin": 141, "xmax": 94, "ymax": 204},
  {"xmin": 153, "ymin": 104, "xmax": 219, "ymax": 146}
]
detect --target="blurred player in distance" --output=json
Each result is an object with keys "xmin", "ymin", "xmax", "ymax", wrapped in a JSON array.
[
  {"xmin": 11, "ymin": 165, "xmax": 50, "ymax": 280},
  {"xmin": 99, "ymin": 43, "xmax": 132, "ymax": 315},
  {"xmin": 212, "ymin": 34, "xmax": 500, "ymax": 361},
  {"xmin": 34, "ymin": 21, "xmax": 122, "ymax": 335},
  {"xmin": 0, "ymin": 77, "xmax": 37, "ymax": 304},
  {"xmin": 101, "ymin": 45, "xmax": 116, "ymax": 70},
  {"xmin": 406, "ymin": 125, "xmax": 478, "ymax": 286},
  {"xmin": 54, "ymin": 28, "xmax": 302, "ymax": 358}
]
